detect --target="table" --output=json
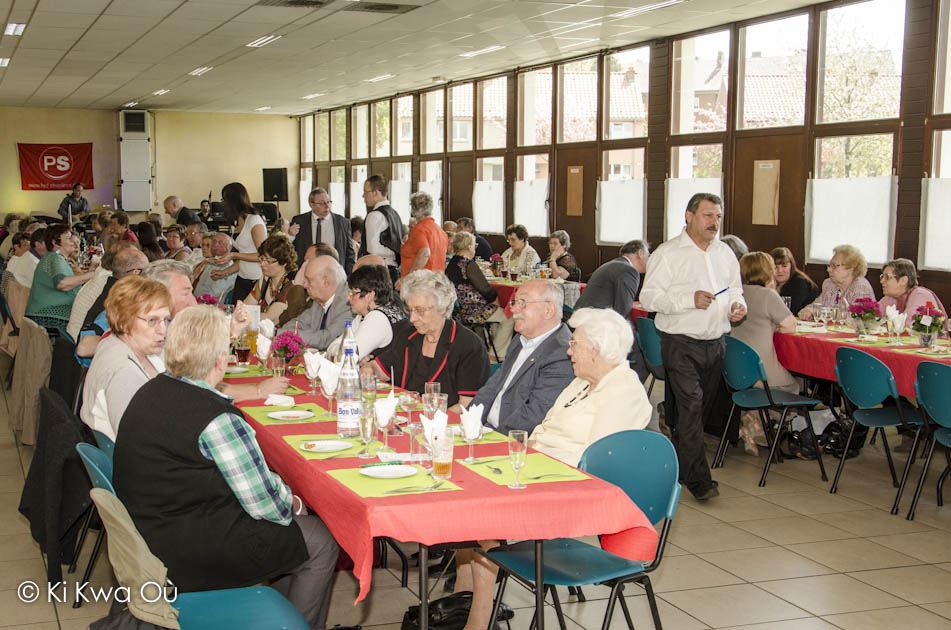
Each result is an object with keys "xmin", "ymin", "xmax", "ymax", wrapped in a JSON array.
[
  {"xmin": 490, "ymin": 280, "xmax": 586, "ymax": 317},
  {"xmin": 232, "ymin": 374, "xmax": 658, "ymax": 629}
]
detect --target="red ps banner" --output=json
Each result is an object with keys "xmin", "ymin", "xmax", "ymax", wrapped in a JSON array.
[{"xmin": 17, "ymin": 143, "xmax": 94, "ymax": 191}]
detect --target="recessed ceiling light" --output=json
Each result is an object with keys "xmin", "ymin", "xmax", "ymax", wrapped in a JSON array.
[
  {"xmin": 152, "ymin": 89, "xmax": 169, "ymax": 96},
  {"xmin": 0, "ymin": 58, "xmax": 10, "ymax": 68},
  {"xmin": 255, "ymin": 106, "xmax": 272, "ymax": 111},
  {"xmin": 300, "ymin": 93, "xmax": 324, "ymax": 100},
  {"xmin": 189, "ymin": 66, "xmax": 213, "ymax": 76},
  {"xmin": 4, "ymin": 23, "xmax": 25, "ymax": 36},
  {"xmin": 365, "ymin": 74, "xmax": 394, "ymax": 83},
  {"xmin": 123, "ymin": 101, "xmax": 138, "ymax": 107},
  {"xmin": 246, "ymin": 35, "xmax": 282, "ymax": 48},
  {"xmin": 612, "ymin": 0, "xmax": 687, "ymax": 19},
  {"xmin": 459, "ymin": 45, "xmax": 505, "ymax": 58}
]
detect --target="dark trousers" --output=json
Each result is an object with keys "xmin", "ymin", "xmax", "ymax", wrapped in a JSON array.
[
  {"xmin": 660, "ymin": 332, "xmax": 724, "ymax": 496},
  {"xmin": 232, "ymin": 276, "xmax": 256, "ymax": 303},
  {"xmin": 271, "ymin": 513, "xmax": 340, "ymax": 629}
]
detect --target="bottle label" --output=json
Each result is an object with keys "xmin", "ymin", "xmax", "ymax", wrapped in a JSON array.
[{"xmin": 337, "ymin": 401, "xmax": 361, "ymax": 429}]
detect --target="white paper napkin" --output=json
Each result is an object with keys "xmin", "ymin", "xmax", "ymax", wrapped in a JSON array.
[
  {"xmin": 421, "ymin": 409, "xmax": 448, "ymax": 445},
  {"xmin": 255, "ymin": 335, "xmax": 271, "ymax": 363},
  {"xmin": 318, "ymin": 354, "xmax": 341, "ymax": 395},
  {"xmin": 245, "ymin": 304, "xmax": 261, "ymax": 331},
  {"xmin": 258, "ymin": 319, "xmax": 275, "ymax": 339},
  {"xmin": 264, "ymin": 394, "xmax": 295, "ymax": 406},
  {"xmin": 460, "ymin": 403, "xmax": 484, "ymax": 441},
  {"xmin": 374, "ymin": 395, "xmax": 399, "ymax": 427},
  {"xmin": 303, "ymin": 350, "xmax": 321, "ymax": 380}
]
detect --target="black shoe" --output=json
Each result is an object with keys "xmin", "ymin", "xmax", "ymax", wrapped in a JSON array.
[
  {"xmin": 693, "ymin": 483, "xmax": 719, "ymax": 501},
  {"xmin": 331, "ymin": 625, "xmax": 362, "ymax": 630}
]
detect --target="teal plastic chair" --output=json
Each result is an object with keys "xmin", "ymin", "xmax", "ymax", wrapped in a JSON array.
[
  {"xmin": 486, "ymin": 431, "xmax": 681, "ymax": 630},
  {"xmin": 833, "ymin": 347, "xmax": 923, "ymax": 514},
  {"xmin": 92, "ymin": 430, "xmax": 115, "ymax": 462},
  {"xmin": 714, "ymin": 336, "xmax": 827, "ymax": 485},
  {"xmin": 907, "ymin": 361, "xmax": 951, "ymax": 520},
  {"xmin": 74, "ymin": 443, "xmax": 115, "ymax": 608},
  {"xmin": 635, "ymin": 317, "xmax": 664, "ymax": 397}
]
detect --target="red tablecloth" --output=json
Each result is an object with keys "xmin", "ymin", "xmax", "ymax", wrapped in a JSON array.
[
  {"xmin": 235, "ymin": 375, "xmax": 658, "ymax": 603},
  {"xmin": 774, "ymin": 331, "xmax": 951, "ymax": 398},
  {"xmin": 632, "ymin": 302, "xmax": 649, "ymax": 322}
]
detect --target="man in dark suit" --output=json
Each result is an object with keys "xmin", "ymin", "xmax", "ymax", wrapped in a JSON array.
[
  {"xmin": 163, "ymin": 195, "xmax": 201, "ymax": 227},
  {"xmin": 290, "ymin": 187, "xmax": 356, "ymax": 276},
  {"xmin": 456, "ymin": 217, "xmax": 493, "ymax": 261},
  {"xmin": 469, "ymin": 279, "xmax": 574, "ymax": 436},
  {"xmin": 574, "ymin": 239, "xmax": 650, "ymax": 381}
]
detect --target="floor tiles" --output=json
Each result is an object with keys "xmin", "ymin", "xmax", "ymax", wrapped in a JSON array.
[
  {"xmin": 660, "ymin": 584, "xmax": 811, "ymax": 628},
  {"xmin": 868, "ymin": 530, "xmax": 951, "ymax": 563},
  {"xmin": 812, "ymin": 508, "xmax": 938, "ymax": 537},
  {"xmin": 756, "ymin": 574, "xmax": 908, "ymax": 616},
  {"xmin": 784, "ymin": 537, "xmax": 922, "ymax": 572},
  {"xmin": 731, "ymin": 515, "xmax": 853, "ymax": 545},
  {"xmin": 847, "ymin": 564, "xmax": 951, "ymax": 604},
  {"xmin": 822, "ymin": 605, "xmax": 951, "ymax": 630},
  {"xmin": 698, "ymin": 547, "xmax": 835, "ymax": 582},
  {"xmin": 669, "ymin": 522, "xmax": 774, "ymax": 554}
]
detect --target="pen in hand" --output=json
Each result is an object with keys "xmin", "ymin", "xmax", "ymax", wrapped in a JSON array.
[{"xmin": 713, "ymin": 287, "xmax": 729, "ymax": 297}]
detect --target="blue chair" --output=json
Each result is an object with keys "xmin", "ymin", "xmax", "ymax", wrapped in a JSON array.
[
  {"xmin": 92, "ymin": 430, "xmax": 115, "ymax": 462},
  {"xmin": 832, "ymin": 347, "xmax": 923, "ymax": 514},
  {"xmin": 714, "ymin": 336, "xmax": 827, "ymax": 485},
  {"xmin": 486, "ymin": 431, "xmax": 681, "ymax": 630},
  {"xmin": 0, "ymin": 290, "xmax": 18, "ymax": 337},
  {"xmin": 635, "ymin": 317, "xmax": 664, "ymax": 397},
  {"xmin": 73, "ymin": 443, "xmax": 115, "ymax": 608},
  {"xmin": 907, "ymin": 362, "xmax": 951, "ymax": 520}
]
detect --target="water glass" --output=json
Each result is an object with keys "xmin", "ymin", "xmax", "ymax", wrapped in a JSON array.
[
  {"xmin": 431, "ymin": 427, "xmax": 454, "ymax": 480},
  {"xmin": 358, "ymin": 404, "xmax": 375, "ymax": 459},
  {"xmin": 508, "ymin": 430, "xmax": 528, "ymax": 490},
  {"xmin": 424, "ymin": 382, "xmax": 441, "ymax": 396},
  {"xmin": 407, "ymin": 422, "xmax": 427, "ymax": 463}
]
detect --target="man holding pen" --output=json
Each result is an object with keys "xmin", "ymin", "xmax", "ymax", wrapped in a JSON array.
[{"xmin": 640, "ymin": 193, "xmax": 746, "ymax": 501}]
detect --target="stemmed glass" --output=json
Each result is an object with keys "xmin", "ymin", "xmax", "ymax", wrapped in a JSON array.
[
  {"xmin": 816, "ymin": 307, "xmax": 830, "ymax": 328},
  {"xmin": 375, "ymin": 404, "xmax": 394, "ymax": 453},
  {"xmin": 319, "ymin": 376, "xmax": 336, "ymax": 414},
  {"xmin": 358, "ymin": 404, "xmax": 375, "ymax": 459},
  {"xmin": 508, "ymin": 430, "xmax": 528, "ymax": 489},
  {"xmin": 398, "ymin": 391, "xmax": 420, "ymax": 424},
  {"xmin": 304, "ymin": 349, "xmax": 320, "ymax": 395}
]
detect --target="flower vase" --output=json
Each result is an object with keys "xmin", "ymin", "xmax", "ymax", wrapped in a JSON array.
[
  {"xmin": 919, "ymin": 331, "xmax": 938, "ymax": 349},
  {"xmin": 491, "ymin": 262, "xmax": 502, "ymax": 277},
  {"xmin": 851, "ymin": 318, "xmax": 869, "ymax": 333},
  {"xmin": 271, "ymin": 355, "xmax": 287, "ymax": 378}
]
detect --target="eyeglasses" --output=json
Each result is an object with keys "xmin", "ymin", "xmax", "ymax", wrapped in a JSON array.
[
  {"xmin": 258, "ymin": 256, "xmax": 277, "ymax": 264},
  {"xmin": 137, "ymin": 316, "xmax": 171, "ymax": 329},
  {"xmin": 348, "ymin": 288, "xmax": 366, "ymax": 298},
  {"xmin": 408, "ymin": 306, "xmax": 434, "ymax": 317},
  {"xmin": 511, "ymin": 298, "xmax": 551, "ymax": 309},
  {"xmin": 568, "ymin": 339, "xmax": 582, "ymax": 348},
  {"xmin": 880, "ymin": 273, "xmax": 897, "ymax": 281},
  {"xmin": 311, "ymin": 200, "xmax": 332, "ymax": 207},
  {"xmin": 827, "ymin": 263, "xmax": 847, "ymax": 270}
]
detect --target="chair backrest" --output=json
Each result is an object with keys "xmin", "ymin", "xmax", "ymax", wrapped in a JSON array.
[
  {"xmin": 0, "ymin": 289, "xmax": 13, "ymax": 328},
  {"xmin": 916, "ymin": 361, "xmax": 951, "ymax": 429},
  {"xmin": 723, "ymin": 336, "xmax": 768, "ymax": 392},
  {"xmin": 92, "ymin": 430, "xmax": 116, "ymax": 462},
  {"xmin": 635, "ymin": 317, "xmax": 663, "ymax": 369},
  {"xmin": 834, "ymin": 347, "xmax": 898, "ymax": 408},
  {"xmin": 578, "ymin": 430, "xmax": 681, "ymax": 526},
  {"xmin": 76, "ymin": 443, "xmax": 115, "ymax": 494}
]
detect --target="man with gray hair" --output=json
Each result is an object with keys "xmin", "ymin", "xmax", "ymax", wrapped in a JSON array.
[
  {"xmin": 280, "ymin": 255, "xmax": 353, "ymax": 350},
  {"xmin": 290, "ymin": 187, "xmax": 355, "ymax": 275},
  {"xmin": 193, "ymin": 232, "xmax": 237, "ymax": 299},
  {"xmin": 456, "ymin": 217, "xmax": 493, "ymax": 260},
  {"xmin": 144, "ymin": 259, "xmax": 198, "ymax": 316},
  {"xmin": 400, "ymin": 191, "xmax": 448, "ymax": 280},
  {"xmin": 163, "ymin": 195, "xmax": 200, "ymax": 227},
  {"xmin": 67, "ymin": 242, "xmax": 141, "ymax": 340},
  {"xmin": 182, "ymin": 222, "xmax": 209, "ymax": 270}
]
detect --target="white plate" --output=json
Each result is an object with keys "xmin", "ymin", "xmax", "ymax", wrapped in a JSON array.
[
  {"xmin": 300, "ymin": 439, "xmax": 351, "ymax": 453},
  {"xmin": 359, "ymin": 464, "xmax": 418, "ymax": 479},
  {"xmin": 225, "ymin": 366, "xmax": 249, "ymax": 374},
  {"xmin": 268, "ymin": 410, "xmax": 315, "ymax": 421}
]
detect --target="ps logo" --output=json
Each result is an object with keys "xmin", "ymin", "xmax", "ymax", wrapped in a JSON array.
[{"xmin": 38, "ymin": 146, "xmax": 73, "ymax": 180}]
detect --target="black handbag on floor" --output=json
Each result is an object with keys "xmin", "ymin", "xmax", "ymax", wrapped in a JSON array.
[{"xmin": 401, "ymin": 591, "xmax": 514, "ymax": 630}]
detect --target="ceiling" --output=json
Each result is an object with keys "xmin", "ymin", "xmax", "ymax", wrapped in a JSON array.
[{"xmin": 0, "ymin": 0, "xmax": 826, "ymax": 115}]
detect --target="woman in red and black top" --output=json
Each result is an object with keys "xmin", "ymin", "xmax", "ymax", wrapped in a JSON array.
[
  {"xmin": 249, "ymin": 235, "xmax": 308, "ymax": 327},
  {"xmin": 365, "ymin": 269, "xmax": 489, "ymax": 411}
]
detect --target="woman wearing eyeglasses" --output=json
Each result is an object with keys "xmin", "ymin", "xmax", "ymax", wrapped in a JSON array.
[
  {"xmin": 80, "ymin": 276, "xmax": 172, "ymax": 441},
  {"xmin": 248, "ymin": 235, "xmax": 308, "ymax": 326},
  {"xmin": 798, "ymin": 244, "xmax": 874, "ymax": 321},
  {"xmin": 326, "ymin": 264, "xmax": 406, "ymax": 361}
]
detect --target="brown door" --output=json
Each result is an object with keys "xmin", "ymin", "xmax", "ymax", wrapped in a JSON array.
[
  {"xmin": 448, "ymin": 156, "xmax": 473, "ymax": 222},
  {"xmin": 730, "ymin": 133, "xmax": 807, "ymax": 261},
  {"xmin": 554, "ymin": 146, "xmax": 599, "ymax": 279}
]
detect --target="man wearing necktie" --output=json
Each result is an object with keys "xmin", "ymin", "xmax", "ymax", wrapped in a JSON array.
[
  {"xmin": 279, "ymin": 255, "xmax": 353, "ymax": 350},
  {"xmin": 290, "ymin": 188, "xmax": 355, "ymax": 275}
]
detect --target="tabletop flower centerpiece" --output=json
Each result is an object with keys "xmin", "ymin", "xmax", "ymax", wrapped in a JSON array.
[
  {"xmin": 911, "ymin": 302, "xmax": 946, "ymax": 349},
  {"xmin": 197, "ymin": 293, "xmax": 219, "ymax": 306},
  {"xmin": 490, "ymin": 253, "xmax": 503, "ymax": 277},
  {"xmin": 848, "ymin": 296, "xmax": 882, "ymax": 334},
  {"xmin": 270, "ymin": 330, "xmax": 304, "ymax": 377}
]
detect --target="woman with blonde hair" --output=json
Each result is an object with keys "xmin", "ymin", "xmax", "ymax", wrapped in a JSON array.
[{"xmin": 798, "ymin": 244, "xmax": 874, "ymax": 321}]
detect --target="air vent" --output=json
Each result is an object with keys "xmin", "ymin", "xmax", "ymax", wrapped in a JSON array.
[
  {"xmin": 122, "ymin": 111, "xmax": 146, "ymax": 133},
  {"xmin": 342, "ymin": 2, "xmax": 418, "ymax": 14},
  {"xmin": 255, "ymin": 0, "xmax": 329, "ymax": 7}
]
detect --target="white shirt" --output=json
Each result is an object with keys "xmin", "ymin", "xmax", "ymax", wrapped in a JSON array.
[
  {"xmin": 486, "ymin": 324, "xmax": 560, "ymax": 428},
  {"xmin": 8, "ymin": 252, "xmax": 39, "ymax": 288},
  {"xmin": 67, "ymin": 266, "xmax": 112, "ymax": 340},
  {"xmin": 311, "ymin": 213, "xmax": 335, "ymax": 248},
  {"xmin": 234, "ymin": 214, "xmax": 266, "ymax": 280},
  {"xmin": 182, "ymin": 248, "xmax": 205, "ymax": 271},
  {"xmin": 325, "ymin": 309, "xmax": 393, "ymax": 361},
  {"xmin": 640, "ymin": 229, "xmax": 746, "ymax": 341},
  {"xmin": 365, "ymin": 199, "xmax": 396, "ymax": 267}
]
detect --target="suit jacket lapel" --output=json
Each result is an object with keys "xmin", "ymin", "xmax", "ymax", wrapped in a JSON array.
[{"xmin": 505, "ymin": 329, "xmax": 562, "ymax": 389}]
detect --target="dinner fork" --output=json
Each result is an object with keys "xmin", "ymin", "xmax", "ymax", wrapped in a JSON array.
[
  {"xmin": 383, "ymin": 481, "xmax": 445, "ymax": 495},
  {"xmin": 523, "ymin": 473, "xmax": 576, "ymax": 480}
]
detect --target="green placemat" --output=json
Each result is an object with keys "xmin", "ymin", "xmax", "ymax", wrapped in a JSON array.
[
  {"xmin": 896, "ymin": 347, "xmax": 951, "ymax": 358},
  {"xmin": 831, "ymin": 337, "xmax": 894, "ymax": 348},
  {"xmin": 224, "ymin": 364, "xmax": 268, "ymax": 378},
  {"xmin": 452, "ymin": 428, "xmax": 508, "ymax": 445},
  {"xmin": 459, "ymin": 452, "xmax": 591, "ymax": 486},
  {"xmin": 244, "ymin": 403, "xmax": 335, "ymax": 426},
  {"xmin": 286, "ymin": 385, "xmax": 306, "ymax": 395},
  {"xmin": 328, "ymin": 466, "xmax": 462, "ymax": 498},
  {"xmin": 284, "ymin": 434, "xmax": 382, "ymax": 460}
]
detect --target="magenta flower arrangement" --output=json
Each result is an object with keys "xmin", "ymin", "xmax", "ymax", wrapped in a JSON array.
[
  {"xmin": 912, "ymin": 301, "xmax": 946, "ymax": 334},
  {"xmin": 197, "ymin": 293, "xmax": 219, "ymax": 306},
  {"xmin": 848, "ymin": 297, "xmax": 881, "ymax": 322},
  {"xmin": 272, "ymin": 330, "xmax": 305, "ymax": 359},
  {"xmin": 490, "ymin": 253, "xmax": 503, "ymax": 263}
]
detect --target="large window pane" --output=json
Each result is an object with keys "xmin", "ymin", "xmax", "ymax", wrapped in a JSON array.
[
  {"xmin": 394, "ymin": 95, "xmax": 414, "ymax": 156},
  {"xmin": 299, "ymin": 167, "xmax": 313, "ymax": 215},
  {"xmin": 666, "ymin": 144, "xmax": 723, "ymax": 240},
  {"xmin": 391, "ymin": 162, "xmax": 412, "ymax": 224},
  {"xmin": 816, "ymin": 133, "xmax": 893, "ymax": 178},
  {"xmin": 421, "ymin": 89, "xmax": 444, "ymax": 154},
  {"xmin": 329, "ymin": 166, "xmax": 345, "ymax": 218},
  {"xmin": 818, "ymin": 0, "xmax": 904, "ymax": 123},
  {"xmin": 449, "ymin": 83, "xmax": 473, "ymax": 152},
  {"xmin": 300, "ymin": 115, "xmax": 314, "ymax": 162},
  {"xmin": 515, "ymin": 154, "xmax": 549, "ymax": 237},
  {"xmin": 474, "ymin": 157, "xmax": 504, "ymax": 234},
  {"xmin": 331, "ymin": 110, "xmax": 347, "ymax": 161},
  {"xmin": 352, "ymin": 105, "xmax": 368, "ymax": 160},
  {"xmin": 738, "ymin": 14, "xmax": 808, "ymax": 129},
  {"xmin": 605, "ymin": 47, "xmax": 649, "ymax": 139},
  {"xmin": 518, "ymin": 67, "xmax": 552, "ymax": 146},
  {"xmin": 672, "ymin": 30, "xmax": 730, "ymax": 134},
  {"xmin": 934, "ymin": 128, "xmax": 951, "ymax": 177},
  {"xmin": 316, "ymin": 112, "xmax": 330, "ymax": 162},
  {"xmin": 598, "ymin": 149, "xmax": 646, "ymax": 244},
  {"xmin": 559, "ymin": 58, "xmax": 597, "ymax": 143},
  {"xmin": 372, "ymin": 100, "xmax": 390, "ymax": 157},
  {"xmin": 350, "ymin": 164, "xmax": 368, "ymax": 218},
  {"xmin": 920, "ymin": 131, "xmax": 951, "ymax": 270},
  {"xmin": 419, "ymin": 160, "xmax": 443, "ymax": 225},
  {"xmin": 478, "ymin": 76, "xmax": 507, "ymax": 150}
]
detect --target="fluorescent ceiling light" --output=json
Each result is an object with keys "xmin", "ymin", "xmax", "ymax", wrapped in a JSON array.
[
  {"xmin": 300, "ymin": 93, "xmax": 324, "ymax": 100},
  {"xmin": 246, "ymin": 35, "xmax": 281, "ymax": 48},
  {"xmin": 5, "ymin": 23, "xmax": 25, "ymax": 36},
  {"xmin": 459, "ymin": 45, "xmax": 505, "ymax": 58},
  {"xmin": 152, "ymin": 89, "xmax": 169, "ymax": 96},
  {"xmin": 0, "ymin": 58, "xmax": 9, "ymax": 68},
  {"xmin": 189, "ymin": 66, "xmax": 213, "ymax": 76},
  {"xmin": 612, "ymin": 0, "xmax": 686, "ymax": 18},
  {"xmin": 365, "ymin": 74, "xmax": 394, "ymax": 82},
  {"xmin": 123, "ymin": 101, "xmax": 138, "ymax": 107},
  {"xmin": 255, "ymin": 106, "xmax": 272, "ymax": 111}
]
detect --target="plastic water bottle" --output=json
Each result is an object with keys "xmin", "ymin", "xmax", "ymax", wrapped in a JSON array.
[
  {"xmin": 342, "ymin": 320, "xmax": 359, "ymax": 359},
  {"xmin": 336, "ymin": 349, "xmax": 361, "ymax": 438}
]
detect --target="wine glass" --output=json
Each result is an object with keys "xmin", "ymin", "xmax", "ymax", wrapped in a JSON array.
[
  {"xmin": 304, "ymin": 349, "xmax": 320, "ymax": 395},
  {"xmin": 508, "ymin": 430, "xmax": 528, "ymax": 490},
  {"xmin": 358, "ymin": 404, "xmax": 375, "ymax": 459},
  {"xmin": 375, "ymin": 402, "xmax": 395, "ymax": 453},
  {"xmin": 462, "ymin": 427, "xmax": 479, "ymax": 464},
  {"xmin": 398, "ymin": 390, "xmax": 420, "ymax": 424}
]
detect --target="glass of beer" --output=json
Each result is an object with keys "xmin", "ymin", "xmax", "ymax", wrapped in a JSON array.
[
  {"xmin": 431, "ymin": 427, "xmax": 454, "ymax": 480},
  {"xmin": 235, "ymin": 335, "xmax": 251, "ymax": 365}
]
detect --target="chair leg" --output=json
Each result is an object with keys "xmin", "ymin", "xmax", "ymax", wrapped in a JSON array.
[
  {"xmin": 937, "ymin": 447, "xmax": 951, "ymax": 507},
  {"xmin": 378, "ymin": 538, "xmax": 388, "ymax": 569},
  {"xmin": 713, "ymin": 403, "xmax": 737, "ymax": 469},
  {"xmin": 869, "ymin": 426, "xmax": 879, "ymax": 446},
  {"xmin": 549, "ymin": 585, "xmax": 568, "ymax": 630},
  {"xmin": 69, "ymin": 506, "xmax": 94, "ymax": 573},
  {"xmin": 490, "ymin": 574, "xmax": 509, "ymax": 630},
  {"xmin": 574, "ymin": 586, "xmax": 586, "ymax": 602},
  {"xmin": 383, "ymin": 537, "xmax": 409, "ymax": 587},
  {"xmin": 73, "ymin": 529, "xmax": 106, "ymax": 608},
  {"xmin": 759, "ymin": 408, "xmax": 790, "ymax": 487},
  {"xmin": 803, "ymin": 409, "xmax": 828, "ymax": 481},
  {"xmin": 601, "ymin": 582, "xmax": 624, "ymax": 630},
  {"xmin": 646, "ymin": 375, "xmax": 654, "ymax": 398},
  {"xmin": 892, "ymin": 427, "xmax": 923, "ymax": 515},
  {"xmin": 906, "ymin": 438, "xmax": 937, "ymax": 521},
  {"xmin": 758, "ymin": 408, "xmax": 780, "ymax": 462},
  {"xmin": 616, "ymin": 585, "xmax": 635, "ymax": 630},
  {"xmin": 642, "ymin": 577, "xmax": 662, "ymax": 630},
  {"xmin": 830, "ymin": 419, "xmax": 857, "ymax": 494},
  {"xmin": 880, "ymin": 430, "xmax": 900, "ymax": 489}
]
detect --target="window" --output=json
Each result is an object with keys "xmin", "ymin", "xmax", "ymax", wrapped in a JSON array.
[
  {"xmin": 604, "ymin": 47, "xmax": 649, "ymax": 139},
  {"xmin": 372, "ymin": 100, "xmax": 390, "ymax": 157},
  {"xmin": 391, "ymin": 162, "xmax": 412, "ymax": 224},
  {"xmin": 920, "ymin": 129, "xmax": 951, "ymax": 270},
  {"xmin": 816, "ymin": 133, "xmax": 893, "ymax": 178},
  {"xmin": 394, "ymin": 95, "xmax": 414, "ymax": 156},
  {"xmin": 419, "ymin": 160, "xmax": 443, "ymax": 225},
  {"xmin": 474, "ymin": 157, "xmax": 504, "ymax": 234},
  {"xmin": 597, "ymin": 149, "xmax": 646, "ymax": 245},
  {"xmin": 665, "ymin": 144, "xmax": 723, "ymax": 240},
  {"xmin": 737, "ymin": 14, "xmax": 808, "ymax": 129},
  {"xmin": 299, "ymin": 167, "xmax": 313, "ymax": 215},
  {"xmin": 316, "ymin": 112, "xmax": 330, "ymax": 162},
  {"xmin": 329, "ymin": 166, "xmax": 345, "ymax": 217},
  {"xmin": 331, "ymin": 110, "xmax": 347, "ymax": 161},
  {"xmin": 478, "ymin": 76, "xmax": 507, "ymax": 150},
  {"xmin": 817, "ymin": 0, "xmax": 905, "ymax": 123},
  {"xmin": 515, "ymin": 154, "xmax": 549, "ymax": 236},
  {"xmin": 518, "ymin": 67, "xmax": 552, "ymax": 146},
  {"xmin": 448, "ymin": 83, "xmax": 473, "ymax": 151},
  {"xmin": 350, "ymin": 164, "xmax": 368, "ymax": 218},
  {"xmin": 300, "ymin": 115, "xmax": 313, "ymax": 162},
  {"xmin": 558, "ymin": 58, "xmax": 597, "ymax": 143},
  {"xmin": 352, "ymin": 105, "xmax": 368, "ymax": 160},
  {"xmin": 421, "ymin": 89, "xmax": 444, "ymax": 154},
  {"xmin": 672, "ymin": 30, "xmax": 730, "ymax": 134}
]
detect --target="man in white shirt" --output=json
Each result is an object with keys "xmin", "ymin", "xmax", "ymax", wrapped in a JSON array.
[
  {"xmin": 640, "ymin": 192, "xmax": 747, "ymax": 501},
  {"xmin": 8, "ymin": 229, "xmax": 46, "ymax": 288},
  {"xmin": 280, "ymin": 256, "xmax": 353, "ymax": 351},
  {"xmin": 359, "ymin": 175, "xmax": 404, "ymax": 285}
]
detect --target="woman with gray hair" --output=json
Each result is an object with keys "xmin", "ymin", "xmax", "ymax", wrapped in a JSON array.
[
  {"xmin": 544, "ymin": 230, "xmax": 581, "ymax": 281},
  {"xmin": 363, "ymin": 269, "xmax": 488, "ymax": 410},
  {"xmin": 530, "ymin": 307, "xmax": 652, "ymax": 466},
  {"xmin": 879, "ymin": 257, "xmax": 947, "ymax": 326},
  {"xmin": 399, "ymin": 191, "xmax": 448, "ymax": 280}
]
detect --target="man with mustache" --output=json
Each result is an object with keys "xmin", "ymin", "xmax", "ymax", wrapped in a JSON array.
[{"xmin": 640, "ymin": 192, "xmax": 746, "ymax": 501}]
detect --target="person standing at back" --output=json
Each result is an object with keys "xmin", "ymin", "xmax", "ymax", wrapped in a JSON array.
[
  {"xmin": 360, "ymin": 175, "xmax": 404, "ymax": 285},
  {"xmin": 640, "ymin": 192, "xmax": 746, "ymax": 501}
]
